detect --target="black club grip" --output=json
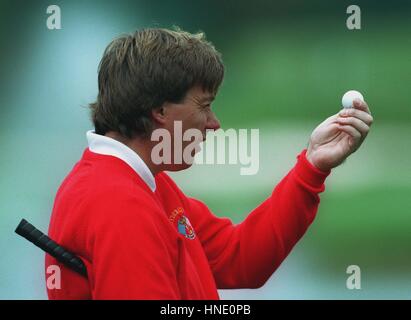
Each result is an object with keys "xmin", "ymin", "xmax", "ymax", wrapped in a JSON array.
[{"xmin": 15, "ymin": 219, "xmax": 88, "ymax": 278}]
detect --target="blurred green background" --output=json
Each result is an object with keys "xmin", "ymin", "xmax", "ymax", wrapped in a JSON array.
[{"xmin": 1, "ymin": 0, "xmax": 410, "ymax": 299}]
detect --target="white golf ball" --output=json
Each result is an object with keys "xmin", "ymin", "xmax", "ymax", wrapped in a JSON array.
[{"xmin": 341, "ymin": 90, "xmax": 364, "ymax": 108}]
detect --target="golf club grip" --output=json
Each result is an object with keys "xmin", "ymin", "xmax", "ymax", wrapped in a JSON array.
[{"xmin": 15, "ymin": 219, "xmax": 88, "ymax": 278}]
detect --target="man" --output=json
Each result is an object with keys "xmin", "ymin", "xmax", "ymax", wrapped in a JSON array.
[{"xmin": 46, "ymin": 28, "xmax": 373, "ymax": 299}]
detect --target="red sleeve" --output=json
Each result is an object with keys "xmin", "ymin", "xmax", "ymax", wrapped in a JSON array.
[
  {"xmin": 89, "ymin": 190, "xmax": 181, "ymax": 299},
  {"xmin": 187, "ymin": 149, "xmax": 330, "ymax": 289}
]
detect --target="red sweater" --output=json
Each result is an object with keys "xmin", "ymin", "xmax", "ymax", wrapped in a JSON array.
[{"xmin": 46, "ymin": 148, "xmax": 329, "ymax": 299}]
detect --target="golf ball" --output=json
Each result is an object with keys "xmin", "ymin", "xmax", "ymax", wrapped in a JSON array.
[{"xmin": 342, "ymin": 90, "xmax": 364, "ymax": 108}]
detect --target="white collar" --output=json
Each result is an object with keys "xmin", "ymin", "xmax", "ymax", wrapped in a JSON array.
[{"xmin": 86, "ymin": 130, "xmax": 156, "ymax": 192}]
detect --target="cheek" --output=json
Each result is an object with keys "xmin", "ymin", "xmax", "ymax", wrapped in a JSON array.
[{"xmin": 184, "ymin": 111, "xmax": 207, "ymax": 130}]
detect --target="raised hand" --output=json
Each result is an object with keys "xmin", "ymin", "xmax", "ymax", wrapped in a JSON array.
[{"xmin": 306, "ymin": 99, "xmax": 373, "ymax": 172}]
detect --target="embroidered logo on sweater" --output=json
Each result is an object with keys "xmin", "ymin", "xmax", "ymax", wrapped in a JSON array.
[{"xmin": 169, "ymin": 207, "xmax": 196, "ymax": 240}]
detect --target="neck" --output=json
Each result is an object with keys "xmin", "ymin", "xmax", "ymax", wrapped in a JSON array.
[{"xmin": 105, "ymin": 131, "xmax": 161, "ymax": 176}]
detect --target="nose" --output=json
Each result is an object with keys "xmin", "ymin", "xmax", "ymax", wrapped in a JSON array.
[{"xmin": 206, "ymin": 112, "xmax": 221, "ymax": 131}]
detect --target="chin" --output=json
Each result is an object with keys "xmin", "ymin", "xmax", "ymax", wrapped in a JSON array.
[
  {"xmin": 164, "ymin": 148, "xmax": 200, "ymax": 172},
  {"xmin": 166, "ymin": 162, "xmax": 194, "ymax": 172}
]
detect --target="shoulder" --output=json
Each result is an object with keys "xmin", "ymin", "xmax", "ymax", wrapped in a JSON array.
[
  {"xmin": 86, "ymin": 183, "xmax": 160, "ymax": 220},
  {"xmin": 85, "ymin": 185, "xmax": 176, "ymax": 246}
]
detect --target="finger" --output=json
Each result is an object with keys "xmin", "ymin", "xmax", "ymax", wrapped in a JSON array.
[
  {"xmin": 337, "ymin": 116, "xmax": 370, "ymax": 136},
  {"xmin": 338, "ymin": 124, "xmax": 362, "ymax": 141},
  {"xmin": 353, "ymin": 99, "xmax": 371, "ymax": 115},
  {"xmin": 322, "ymin": 114, "xmax": 339, "ymax": 126},
  {"xmin": 338, "ymin": 108, "xmax": 374, "ymax": 126}
]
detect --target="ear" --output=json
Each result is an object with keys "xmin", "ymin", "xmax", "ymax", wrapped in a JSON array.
[{"xmin": 151, "ymin": 104, "xmax": 167, "ymax": 125}]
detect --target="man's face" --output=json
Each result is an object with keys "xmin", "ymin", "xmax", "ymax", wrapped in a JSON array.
[{"xmin": 157, "ymin": 86, "xmax": 221, "ymax": 170}]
